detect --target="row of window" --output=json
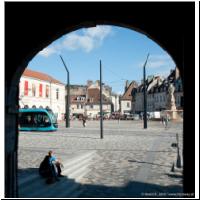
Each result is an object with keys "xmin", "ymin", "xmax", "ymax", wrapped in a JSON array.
[
  {"xmin": 136, "ymin": 95, "xmax": 166, "ymax": 104},
  {"xmin": 137, "ymin": 85, "xmax": 182, "ymax": 93},
  {"xmin": 76, "ymin": 96, "xmax": 86, "ymax": 101},
  {"xmin": 154, "ymin": 95, "xmax": 166, "ymax": 102},
  {"xmin": 77, "ymin": 104, "xmax": 84, "ymax": 109},
  {"xmin": 136, "ymin": 95, "xmax": 183, "ymax": 107},
  {"xmin": 21, "ymin": 81, "xmax": 60, "ymax": 99},
  {"xmin": 73, "ymin": 104, "xmax": 110, "ymax": 109},
  {"xmin": 22, "ymin": 105, "xmax": 50, "ymax": 109}
]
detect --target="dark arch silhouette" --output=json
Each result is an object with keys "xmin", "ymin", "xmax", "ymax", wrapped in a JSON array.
[{"xmin": 5, "ymin": 2, "xmax": 195, "ymax": 197}]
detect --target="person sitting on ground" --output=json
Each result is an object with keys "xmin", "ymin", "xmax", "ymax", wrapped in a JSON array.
[
  {"xmin": 39, "ymin": 150, "xmax": 64, "ymax": 184},
  {"xmin": 39, "ymin": 154, "xmax": 52, "ymax": 179},
  {"xmin": 48, "ymin": 151, "xmax": 64, "ymax": 179}
]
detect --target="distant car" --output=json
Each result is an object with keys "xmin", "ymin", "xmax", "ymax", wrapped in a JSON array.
[
  {"xmin": 133, "ymin": 114, "xmax": 140, "ymax": 120},
  {"xmin": 120, "ymin": 115, "xmax": 126, "ymax": 120},
  {"xmin": 125, "ymin": 114, "xmax": 134, "ymax": 120}
]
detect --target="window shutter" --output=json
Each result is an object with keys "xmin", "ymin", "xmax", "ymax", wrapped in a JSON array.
[
  {"xmin": 39, "ymin": 84, "xmax": 43, "ymax": 97},
  {"xmin": 24, "ymin": 81, "xmax": 28, "ymax": 96}
]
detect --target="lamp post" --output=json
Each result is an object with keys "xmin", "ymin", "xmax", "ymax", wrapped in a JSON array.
[
  {"xmin": 143, "ymin": 54, "xmax": 149, "ymax": 129},
  {"xmin": 60, "ymin": 55, "xmax": 70, "ymax": 128},
  {"xmin": 100, "ymin": 60, "xmax": 103, "ymax": 139}
]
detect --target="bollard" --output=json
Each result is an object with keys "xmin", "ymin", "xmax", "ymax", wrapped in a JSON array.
[
  {"xmin": 171, "ymin": 162, "xmax": 175, "ymax": 172},
  {"xmin": 176, "ymin": 146, "xmax": 182, "ymax": 168},
  {"xmin": 176, "ymin": 133, "xmax": 182, "ymax": 168}
]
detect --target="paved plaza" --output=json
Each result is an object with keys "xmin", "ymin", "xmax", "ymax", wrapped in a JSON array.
[{"xmin": 18, "ymin": 120, "xmax": 183, "ymax": 198}]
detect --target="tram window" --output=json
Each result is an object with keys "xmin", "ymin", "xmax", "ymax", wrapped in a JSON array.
[
  {"xmin": 34, "ymin": 112, "xmax": 51, "ymax": 127},
  {"xmin": 19, "ymin": 113, "xmax": 35, "ymax": 127},
  {"xmin": 19, "ymin": 112, "xmax": 51, "ymax": 127}
]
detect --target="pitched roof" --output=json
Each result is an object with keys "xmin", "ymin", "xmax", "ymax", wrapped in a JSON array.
[
  {"xmin": 87, "ymin": 88, "xmax": 111, "ymax": 104},
  {"xmin": 87, "ymin": 88, "xmax": 100, "ymax": 102},
  {"xmin": 121, "ymin": 81, "xmax": 137, "ymax": 100},
  {"xmin": 22, "ymin": 68, "xmax": 64, "ymax": 85}
]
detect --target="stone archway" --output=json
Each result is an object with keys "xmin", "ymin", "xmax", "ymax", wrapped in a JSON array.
[{"xmin": 5, "ymin": 2, "xmax": 194, "ymax": 197}]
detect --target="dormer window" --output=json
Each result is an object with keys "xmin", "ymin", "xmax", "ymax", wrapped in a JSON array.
[{"xmin": 77, "ymin": 96, "xmax": 80, "ymax": 101}]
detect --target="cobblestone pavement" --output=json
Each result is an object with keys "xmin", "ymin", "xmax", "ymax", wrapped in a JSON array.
[{"xmin": 18, "ymin": 120, "xmax": 183, "ymax": 197}]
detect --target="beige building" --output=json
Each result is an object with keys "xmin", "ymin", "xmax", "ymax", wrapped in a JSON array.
[
  {"xmin": 70, "ymin": 94, "xmax": 86, "ymax": 117},
  {"xmin": 85, "ymin": 103, "xmax": 111, "ymax": 118},
  {"xmin": 19, "ymin": 69, "xmax": 65, "ymax": 120},
  {"xmin": 120, "ymin": 81, "xmax": 138, "ymax": 114},
  {"xmin": 111, "ymin": 93, "xmax": 120, "ymax": 112},
  {"xmin": 86, "ymin": 87, "xmax": 112, "ymax": 118},
  {"xmin": 68, "ymin": 85, "xmax": 87, "ymax": 117},
  {"xmin": 67, "ymin": 80, "xmax": 113, "ymax": 119},
  {"xmin": 134, "ymin": 68, "xmax": 183, "ymax": 113}
]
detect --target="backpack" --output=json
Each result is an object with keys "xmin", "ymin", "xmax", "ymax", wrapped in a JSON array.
[{"xmin": 39, "ymin": 155, "xmax": 52, "ymax": 178}]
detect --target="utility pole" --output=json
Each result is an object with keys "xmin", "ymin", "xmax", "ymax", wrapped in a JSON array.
[
  {"xmin": 143, "ymin": 53, "xmax": 149, "ymax": 129},
  {"xmin": 100, "ymin": 60, "xmax": 103, "ymax": 139},
  {"xmin": 60, "ymin": 55, "xmax": 70, "ymax": 128}
]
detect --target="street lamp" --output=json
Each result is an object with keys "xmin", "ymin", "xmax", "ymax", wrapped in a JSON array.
[
  {"xmin": 60, "ymin": 55, "xmax": 70, "ymax": 128},
  {"xmin": 100, "ymin": 60, "xmax": 103, "ymax": 139},
  {"xmin": 143, "ymin": 53, "xmax": 149, "ymax": 129}
]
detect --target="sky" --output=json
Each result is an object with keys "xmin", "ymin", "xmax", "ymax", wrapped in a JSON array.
[{"xmin": 28, "ymin": 25, "xmax": 176, "ymax": 94}]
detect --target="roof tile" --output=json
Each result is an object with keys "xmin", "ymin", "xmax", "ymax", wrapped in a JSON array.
[{"xmin": 23, "ymin": 68, "xmax": 64, "ymax": 85}]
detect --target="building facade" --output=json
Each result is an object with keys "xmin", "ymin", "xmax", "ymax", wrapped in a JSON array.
[
  {"xmin": 67, "ymin": 80, "xmax": 114, "ymax": 119},
  {"xmin": 19, "ymin": 69, "xmax": 65, "ymax": 120},
  {"xmin": 110, "ymin": 93, "xmax": 120, "ymax": 112},
  {"xmin": 120, "ymin": 81, "xmax": 138, "ymax": 114},
  {"xmin": 134, "ymin": 68, "xmax": 183, "ymax": 113}
]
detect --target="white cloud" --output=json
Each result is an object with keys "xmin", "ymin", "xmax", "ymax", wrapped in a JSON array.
[
  {"xmin": 84, "ymin": 26, "xmax": 112, "ymax": 41},
  {"xmin": 39, "ymin": 47, "xmax": 57, "ymax": 57},
  {"xmin": 63, "ymin": 33, "xmax": 94, "ymax": 52},
  {"xmin": 148, "ymin": 60, "xmax": 166, "ymax": 68},
  {"xmin": 39, "ymin": 25, "xmax": 112, "ymax": 57}
]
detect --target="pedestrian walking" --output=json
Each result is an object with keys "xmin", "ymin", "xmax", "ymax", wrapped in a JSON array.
[
  {"xmin": 164, "ymin": 114, "xmax": 169, "ymax": 128},
  {"xmin": 161, "ymin": 116, "xmax": 164, "ymax": 125},
  {"xmin": 82, "ymin": 116, "xmax": 86, "ymax": 127}
]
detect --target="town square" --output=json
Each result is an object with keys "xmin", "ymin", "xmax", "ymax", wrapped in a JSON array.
[{"xmin": 18, "ymin": 120, "xmax": 183, "ymax": 198}]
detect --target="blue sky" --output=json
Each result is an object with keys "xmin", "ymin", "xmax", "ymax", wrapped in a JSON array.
[{"xmin": 28, "ymin": 25, "xmax": 176, "ymax": 94}]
